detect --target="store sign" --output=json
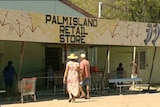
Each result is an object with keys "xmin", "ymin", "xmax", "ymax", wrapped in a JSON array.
[
  {"xmin": 0, "ymin": 8, "xmax": 160, "ymax": 46},
  {"xmin": 45, "ymin": 15, "xmax": 97, "ymax": 44}
]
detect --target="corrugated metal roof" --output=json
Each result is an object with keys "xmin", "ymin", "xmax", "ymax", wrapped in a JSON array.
[{"xmin": 0, "ymin": 0, "xmax": 96, "ymax": 18}]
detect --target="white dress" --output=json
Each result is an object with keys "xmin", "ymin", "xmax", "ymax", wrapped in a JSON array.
[{"xmin": 66, "ymin": 61, "xmax": 79, "ymax": 96}]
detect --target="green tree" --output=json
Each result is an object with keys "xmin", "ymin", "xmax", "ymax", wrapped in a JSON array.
[
  {"xmin": 69, "ymin": 0, "xmax": 99, "ymax": 17},
  {"xmin": 69, "ymin": 0, "xmax": 160, "ymax": 23}
]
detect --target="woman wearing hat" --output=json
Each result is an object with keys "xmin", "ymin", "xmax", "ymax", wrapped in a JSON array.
[{"xmin": 63, "ymin": 53, "xmax": 80, "ymax": 103}]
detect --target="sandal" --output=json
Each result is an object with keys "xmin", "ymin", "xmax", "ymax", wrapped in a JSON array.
[
  {"xmin": 80, "ymin": 93, "xmax": 86, "ymax": 98},
  {"xmin": 68, "ymin": 98, "xmax": 72, "ymax": 102},
  {"xmin": 85, "ymin": 96, "xmax": 90, "ymax": 99},
  {"xmin": 72, "ymin": 97, "xmax": 76, "ymax": 103}
]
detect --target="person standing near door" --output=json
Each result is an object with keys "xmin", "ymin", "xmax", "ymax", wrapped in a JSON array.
[
  {"xmin": 47, "ymin": 65, "xmax": 54, "ymax": 90},
  {"xmin": 131, "ymin": 60, "xmax": 138, "ymax": 78},
  {"xmin": 131, "ymin": 60, "xmax": 138, "ymax": 85},
  {"xmin": 2, "ymin": 61, "xmax": 17, "ymax": 95}
]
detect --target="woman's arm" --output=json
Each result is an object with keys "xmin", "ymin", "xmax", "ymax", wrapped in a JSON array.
[{"xmin": 63, "ymin": 65, "xmax": 69, "ymax": 84}]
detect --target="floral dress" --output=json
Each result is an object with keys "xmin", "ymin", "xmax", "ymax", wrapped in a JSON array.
[{"xmin": 66, "ymin": 61, "xmax": 79, "ymax": 97}]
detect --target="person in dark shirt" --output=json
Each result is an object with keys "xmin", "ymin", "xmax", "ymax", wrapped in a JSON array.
[
  {"xmin": 117, "ymin": 63, "xmax": 124, "ymax": 78},
  {"xmin": 117, "ymin": 63, "xmax": 124, "ymax": 85},
  {"xmin": 2, "ymin": 61, "xmax": 17, "ymax": 95}
]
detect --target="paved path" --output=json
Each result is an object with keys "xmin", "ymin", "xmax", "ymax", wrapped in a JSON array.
[{"xmin": 1, "ymin": 92, "xmax": 160, "ymax": 107}]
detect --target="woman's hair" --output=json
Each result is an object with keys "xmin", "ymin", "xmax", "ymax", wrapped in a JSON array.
[{"xmin": 71, "ymin": 59, "xmax": 76, "ymax": 61}]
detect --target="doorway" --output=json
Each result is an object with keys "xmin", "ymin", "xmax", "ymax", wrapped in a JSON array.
[{"xmin": 45, "ymin": 47, "xmax": 62, "ymax": 71}]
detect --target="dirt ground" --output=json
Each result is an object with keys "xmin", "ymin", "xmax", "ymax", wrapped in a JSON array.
[{"xmin": 1, "ymin": 90, "xmax": 160, "ymax": 107}]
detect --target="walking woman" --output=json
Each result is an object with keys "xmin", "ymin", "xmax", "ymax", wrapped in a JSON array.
[{"xmin": 63, "ymin": 53, "xmax": 80, "ymax": 103}]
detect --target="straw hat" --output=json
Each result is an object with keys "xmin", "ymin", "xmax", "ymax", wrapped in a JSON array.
[
  {"xmin": 80, "ymin": 53, "xmax": 86, "ymax": 58},
  {"xmin": 67, "ymin": 53, "xmax": 78, "ymax": 59}
]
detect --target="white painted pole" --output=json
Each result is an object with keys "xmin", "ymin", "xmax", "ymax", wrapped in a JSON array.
[
  {"xmin": 108, "ymin": 46, "xmax": 110, "ymax": 73},
  {"xmin": 133, "ymin": 46, "xmax": 136, "ymax": 61},
  {"xmin": 98, "ymin": 2, "xmax": 103, "ymax": 18}
]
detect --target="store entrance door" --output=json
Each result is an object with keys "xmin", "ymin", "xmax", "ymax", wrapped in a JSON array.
[{"xmin": 45, "ymin": 47, "xmax": 62, "ymax": 71}]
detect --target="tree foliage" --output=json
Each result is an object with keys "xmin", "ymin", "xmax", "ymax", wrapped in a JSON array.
[{"xmin": 69, "ymin": 0, "xmax": 160, "ymax": 23}]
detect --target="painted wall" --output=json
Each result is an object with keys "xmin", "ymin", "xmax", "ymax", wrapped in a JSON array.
[
  {"xmin": 97, "ymin": 47, "xmax": 107, "ymax": 71},
  {"xmin": 97, "ymin": 46, "xmax": 160, "ymax": 83},
  {"xmin": 0, "ymin": 41, "xmax": 45, "ymax": 88},
  {"xmin": 0, "ymin": 41, "xmax": 21, "ymax": 73},
  {"xmin": 147, "ymin": 47, "xmax": 160, "ymax": 83}
]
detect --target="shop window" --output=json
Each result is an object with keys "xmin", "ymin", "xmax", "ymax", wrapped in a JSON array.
[{"xmin": 136, "ymin": 51, "xmax": 146, "ymax": 70}]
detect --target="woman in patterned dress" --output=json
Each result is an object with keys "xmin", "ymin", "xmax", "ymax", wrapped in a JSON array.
[{"xmin": 63, "ymin": 53, "xmax": 80, "ymax": 103}]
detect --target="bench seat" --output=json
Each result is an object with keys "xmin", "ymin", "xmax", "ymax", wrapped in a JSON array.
[{"xmin": 108, "ymin": 78, "xmax": 148, "ymax": 94}]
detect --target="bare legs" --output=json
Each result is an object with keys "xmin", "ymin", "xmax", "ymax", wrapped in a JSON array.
[
  {"xmin": 79, "ymin": 85, "xmax": 90, "ymax": 99},
  {"xmin": 86, "ymin": 85, "xmax": 90, "ymax": 99},
  {"xmin": 79, "ymin": 85, "xmax": 86, "ymax": 98},
  {"xmin": 68, "ymin": 92, "xmax": 76, "ymax": 103}
]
